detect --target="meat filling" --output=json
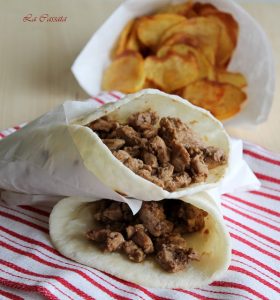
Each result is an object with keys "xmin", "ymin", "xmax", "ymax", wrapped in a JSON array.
[
  {"xmin": 87, "ymin": 110, "xmax": 227, "ymax": 192},
  {"xmin": 87, "ymin": 199, "xmax": 208, "ymax": 273}
]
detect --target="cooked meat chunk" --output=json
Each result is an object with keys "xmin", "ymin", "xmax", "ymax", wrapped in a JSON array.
[
  {"xmin": 159, "ymin": 117, "xmax": 203, "ymax": 147},
  {"xmin": 155, "ymin": 233, "xmax": 187, "ymax": 251},
  {"xmin": 143, "ymin": 152, "xmax": 158, "ymax": 168},
  {"xmin": 87, "ymin": 229, "xmax": 124, "ymax": 252},
  {"xmin": 149, "ymin": 136, "xmax": 170, "ymax": 165},
  {"xmin": 116, "ymin": 125, "xmax": 141, "ymax": 146},
  {"xmin": 88, "ymin": 110, "xmax": 227, "ymax": 191},
  {"xmin": 156, "ymin": 244, "xmax": 190, "ymax": 273},
  {"xmin": 121, "ymin": 203, "xmax": 133, "ymax": 222},
  {"xmin": 102, "ymin": 139, "xmax": 125, "ymax": 150},
  {"xmin": 139, "ymin": 202, "xmax": 173, "ymax": 237},
  {"xmin": 123, "ymin": 240, "xmax": 146, "ymax": 262},
  {"xmin": 203, "ymin": 146, "xmax": 226, "ymax": 169},
  {"xmin": 128, "ymin": 224, "xmax": 154, "ymax": 254},
  {"xmin": 89, "ymin": 117, "xmax": 118, "ymax": 132},
  {"xmin": 191, "ymin": 155, "xmax": 208, "ymax": 182},
  {"xmin": 177, "ymin": 203, "xmax": 208, "ymax": 233},
  {"xmin": 128, "ymin": 110, "xmax": 159, "ymax": 131},
  {"xmin": 171, "ymin": 143, "xmax": 190, "ymax": 172},
  {"xmin": 94, "ymin": 202, "xmax": 123, "ymax": 223}
]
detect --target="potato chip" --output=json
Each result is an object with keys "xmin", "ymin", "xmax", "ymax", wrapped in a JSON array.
[
  {"xmin": 157, "ymin": 43, "xmax": 215, "ymax": 80},
  {"xmin": 144, "ymin": 53, "xmax": 200, "ymax": 92},
  {"xmin": 137, "ymin": 14, "xmax": 186, "ymax": 49},
  {"xmin": 102, "ymin": 51, "xmax": 145, "ymax": 93},
  {"xmin": 192, "ymin": 3, "xmax": 218, "ymax": 15},
  {"xmin": 182, "ymin": 79, "xmax": 246, "ymax": 120},
  {"xmin": 159, "ymin": 17, "xmax": 221, "ymax": 65},
  {"xmin": 217, "ymin": 70, "xmax": 247, "ymax": 88},
  {"xmin": 158, "ymin": 1, "xmax": 195, "ymax": 17}
]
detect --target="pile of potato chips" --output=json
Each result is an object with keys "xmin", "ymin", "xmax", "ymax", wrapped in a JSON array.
[{"xmin": 102, "ymin": 1, "xmax": 247, "ymax": 121}]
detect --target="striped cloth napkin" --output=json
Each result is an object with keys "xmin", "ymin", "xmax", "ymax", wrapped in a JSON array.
[{"xmin": 0, "ymin": 92, "xmax": 279, "ymax": 300}]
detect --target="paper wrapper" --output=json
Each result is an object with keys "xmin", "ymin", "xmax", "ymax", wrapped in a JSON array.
[
  {"xmin": 0, "ymin": 99, "xmax": 260, "ymax": 213},
  {"xmin": 72, "ymin": 0, "xmax": 275, "ymax": 127}
]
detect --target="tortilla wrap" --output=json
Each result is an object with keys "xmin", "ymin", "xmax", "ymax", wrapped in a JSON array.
[
  {"xmin": 69, "ymin": 89, "xmax": 231, "ymax": 200},
  {"xmin": 49, "ymin": 193, "xmax": 231, "ymax": 289}
]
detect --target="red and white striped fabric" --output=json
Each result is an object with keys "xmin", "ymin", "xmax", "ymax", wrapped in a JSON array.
[{"xmin": 0, "ymin": 92, "xmax": 279, "ymax": 300}]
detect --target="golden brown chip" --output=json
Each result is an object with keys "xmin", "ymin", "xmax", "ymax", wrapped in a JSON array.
[
  {"xmin": 192, "ymin": 3, "xmax": 218, "ymax": 15},
  {"xmin": 137, "ymin": 14, "xmax": 186, "ymax": 49},
  {"xmin": 182, "ymin": 79, "xmax": 246, "ymax": 120},
  {"xmin": 102, "ymin": 51, "xmax": 145, "ymax": 93},
  {"xmin": 158, "ymin": 1, "xmax": 195, "ymax": 17},
  {"xmin": 144, "ymin": 53, "xmax": 200, "ymax": 92},
  {"xmin": 217, "ymin": 70, "xmax": 247, "ymax": 88},
  {"xmin": 159, "ymin": 17, "xmax": 221, "ymax": 65},
  {"xmin": 157, "ymin": 43, "xmax": 215, "ymax": 80}
]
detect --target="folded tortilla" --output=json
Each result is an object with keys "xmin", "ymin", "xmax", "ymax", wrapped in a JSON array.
[
  {"xmin": 69, "ymin": 89, "xmax": 231, "ymax": 200},
  {"xmin": 49, "ymin": 193, "xmax": 231, "ymax": 289}
]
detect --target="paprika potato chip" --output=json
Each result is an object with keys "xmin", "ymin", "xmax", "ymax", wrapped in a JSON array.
[
  {"xmin": 144, "ymin": 53, "xmax": 199, "ymax": 92},
  {"xmin": 182, "ymin": 79, "xmax": 246, "ymax": 120},
  {"xmin": 217, "ymin": 70, "xmax": 247, "ymax": 88},
  {"xmin": 137, "ymin": 14, "xmax": 186, "ymax": 49},
  {"xmin": 159, "ymin": 17, "xmax": 221, "ymax": 65},
  {"xmin": 102, "ymin": 51, "xmax": 145, "ymax": 93}
]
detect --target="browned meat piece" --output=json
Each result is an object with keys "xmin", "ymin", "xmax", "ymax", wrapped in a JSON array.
[
  {"xmin": 155, "ymin": 233, "xmax": 187, "ymax": 251},
  {"xmin": 142, "ymin": 127, "xmax": 158, "ymax": 139},
  {"xmin": 165, "ymin": 172, "xmax": 192, "ymax": 191},
  {"xmin": 203, "ymin": 146, "xmax": 226, "ymax": 169},
  {"xmin": 87, "ymin": 229, "xmax": 124, "ymax": 252},
  {"xmin": 171, "ymin": 143, "xmax": 190, "ymax": 172},
  {"xmin": 123, "ymin": 240, "xmax": 146, "ymax": 262},
  {"xmin": 128, "ymin": 110, "xmax": 159, "ymax": 131},
  {"xmin": 156, "ymin": 244, "xmax": 190, "ymax": 273},
  {"xmin": 116, "ymin": 125, "xmax": 141, "ymax": 146},
  {"xmin": 102, "ymin": 139, "xmax": 125, "ymax": 150},
  {"xmin": 137, "ymin": 169, "xmax": 165, "ymax": 188},
  {"xmin": 94, "ymin": 202, "xmax": 123, "ymax": 223},
  {"xmin": 149, "ymin": 136, "xmax": 170, "ymax": 165},
  {"xmin": 158, "ymin": 163, "xmax": 174, "ymax": 181},
  {"xmin": 177, "ymin": 202, "xmax": 208, "ymax": 233},
  {"xmin": 126, "ymin": 225, "xmax": 135, "ymax": 239},
  {"xmin": 89, "ymin": 117, "xmax": 118, "ymax": 132},
  {"xmin": 121, "ymin": 202, "xmax": 133, "ymax": 222},
  {"xmin": 123, "ymin": 146, "xmax": 140, "ymax": 157},
  {"xmin": 113, "ymin": 150, "xmax": 131, "ymax": 163},
  {"xmin": 143, "ymin": 152, "xmax": 158, "ymax": 168},
  {"xmin": 159, "ymin": 117, "xmax": 203, "ymax": 147},
  {"xmin": 86, "ymin": 228, "xmax": 110, "ymax": 242},
  {"xmin": 191, "ymin": 155, "xmax": 208, "ymax": 182},
  {"xmin": 105, "ymin": 232, "xmax": 125, "ymax": 252},
  {"xmin": 139, "ymin": 202, "xmax": 173, "ymax": 237},
  {"xmin": 129, "ymin": 224, "xmax": 154, "ymax": 254},
  {"xmin": 125, "ymin": 157, "xmax": 144, "ymax": 173}
]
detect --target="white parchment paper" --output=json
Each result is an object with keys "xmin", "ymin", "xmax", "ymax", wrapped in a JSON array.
[{"xmin": 72, "ymin": 0, "xmax": 275, "ymax": 127}]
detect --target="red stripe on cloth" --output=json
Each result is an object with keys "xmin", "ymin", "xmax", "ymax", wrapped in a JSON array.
[
  {"xmin": 0, "ymin": 289, "xmax": 24, "ymax": 300},
  {"xmin": 0, "ymin": 277, "xmax": 58, "ymax": 300},
  {"xmin": 19, "ymin": 205, "xmax": 50, "ymax": 217},
  {"xmin": 0, "ymin": 227, "xmax": 149, "ymax": 300},
  {"xmin": 233, "ymin": 249, "xmax": 280, "ymax": 277},
  {"xmin": 230, "ymin": 232, "xmax": 280, "ymax": 260},
  {"xmin": 176, "ymin": 288, "xmax": 215, "ymax": 299},
  {"xmin": 0, "ymin": 211, "xmax": 48, "ymax": 234},
  {"xmin": 224, "ymin": 194, "xmax": 280, "ymax": 217},
  {"xmin": 91, "ymin": 96, "xmax": 105, "ymax": 104},
  {"xmin": 225, "ymin": 216, "xmax": 280, "ymax": 246},
  {"xmin": 243, "ymin": 149, "xmax": 280, "ymax": 166},
  {"xmin": 13, "ymin": 126, "xmax": 21, "ymax": 131},
  {"xmin": 222, "ymin": 203, "xmax": 280, "ymax": 232},
  {"xmin": 0, "ymin": 132, "xmax": 6, "ymax": 138},
  {"xmin": 0, "ymin": 259, "xmax": 90, "ymax": 300},
  {"xmin": 197, "ymin": 288, "xmax": 254, "ymax": 300},
  {"xmin": 229, "ymin": 266, "xmax": 280, "ymax": 294},
  {"xmin": 255, "ymin": 172, "xmax": 280, "ymax": 185},
  {"xmin": 250, "ymin": 190, "xmax": 280, "ymax": 201},
  {"xmin": 0, "ymin": 204, "xmax": 49, "ymax": 225},
  {"xmin": 108, "ymin": 92, "xmax": 121, "ymax": 99},
  {"xmin": 211, "ymin": 281, "xmax": 269, "ymax": 300},
  {"xmin": 0, "ymin": 240, "xmax": 131, "ymax": 300}
]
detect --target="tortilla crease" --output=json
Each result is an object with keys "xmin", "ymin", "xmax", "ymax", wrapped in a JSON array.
[
  {"xmin": 68, "ymin": 89, "xmax": 231, "ymax": 200},
  {"xmin": 49, "ymin": 193, "xmax": 231, "ymax": 289}
]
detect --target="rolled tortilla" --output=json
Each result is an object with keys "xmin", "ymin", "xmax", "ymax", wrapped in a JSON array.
[
  {"xmin": 49, "ymin": 193, "xmax": 231, "ymax": 289},
  {"xmin": 69, "ymin": 89, "xmax": 231, "ymax": 200}
]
